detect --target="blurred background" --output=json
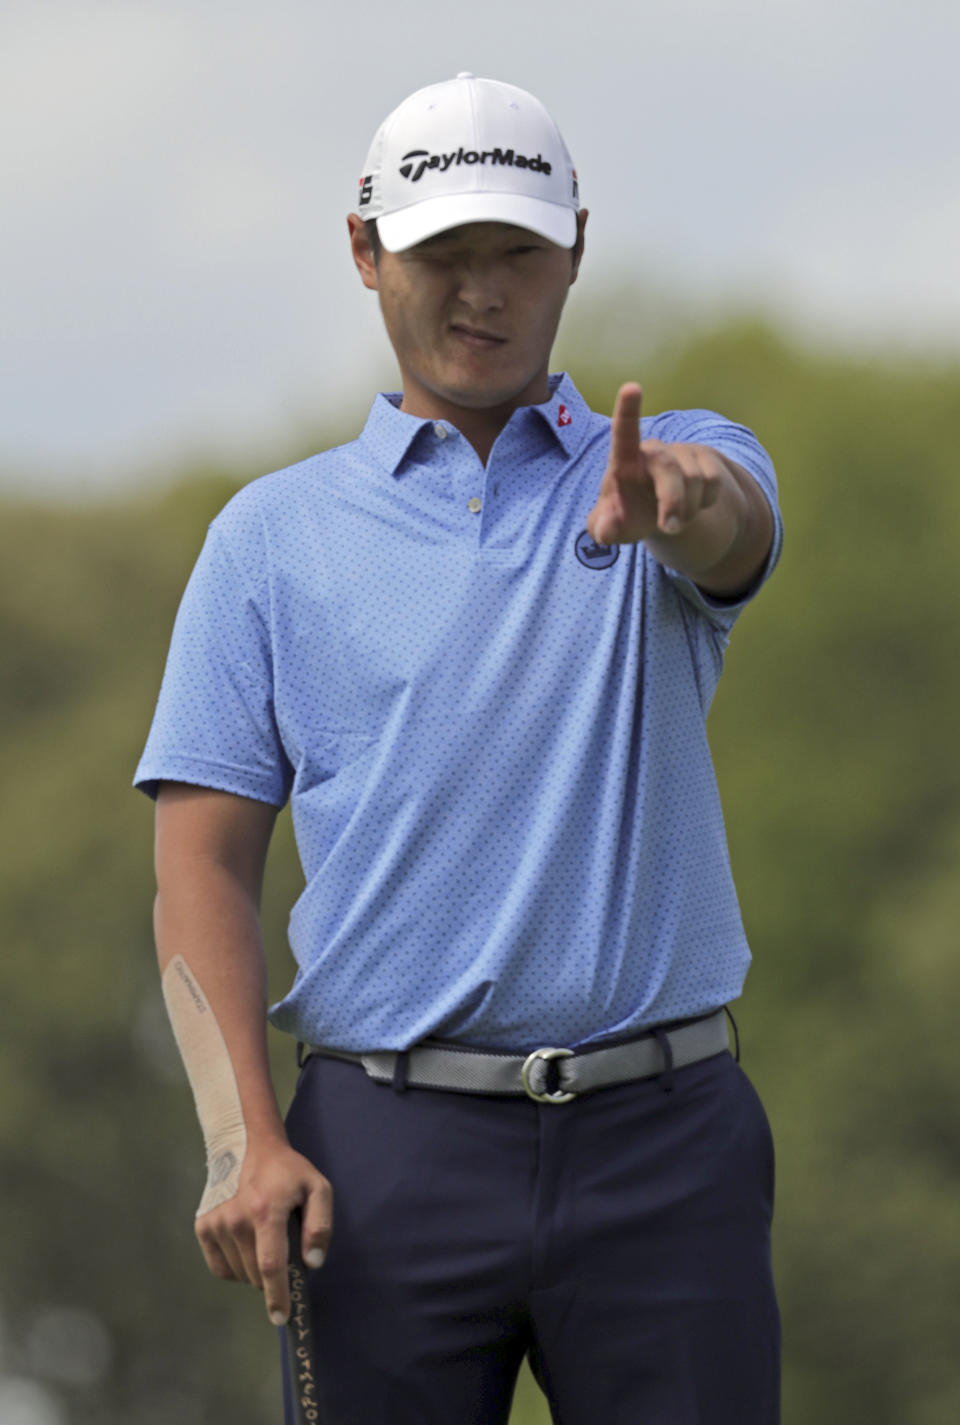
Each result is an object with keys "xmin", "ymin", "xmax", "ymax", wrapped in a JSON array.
[{"xmin": 2, "ymin": 1, "xmax": 958, "ymax": 1422}]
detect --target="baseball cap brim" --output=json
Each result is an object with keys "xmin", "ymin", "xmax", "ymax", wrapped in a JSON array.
[{"xmin": 376, "ymin": 193, "xmax": 578, "ymax": 253}]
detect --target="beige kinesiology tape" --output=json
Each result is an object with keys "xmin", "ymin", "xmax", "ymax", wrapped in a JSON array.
[{"xmin": 161, "ymin": 955, "xmax": 248, "ymax": 1218}]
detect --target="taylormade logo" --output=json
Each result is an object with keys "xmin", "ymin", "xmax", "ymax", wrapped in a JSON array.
[{"xmin": 399, "ymin": 147, "xmax": 552, "ymax": 183}]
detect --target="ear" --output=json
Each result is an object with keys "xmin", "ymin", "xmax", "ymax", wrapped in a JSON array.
[
  {"xmin": 347, "ymin": 213, "xmax": 379, "ymax": 291},
  {"xmin": 569, "ymin": 208, "xmax": 588, "ymax": 286}
]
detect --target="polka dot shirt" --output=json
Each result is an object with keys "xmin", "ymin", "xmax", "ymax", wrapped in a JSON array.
[{"xmin": 135, "ymin": 374, "xmax": 783, "ymax": 1052}]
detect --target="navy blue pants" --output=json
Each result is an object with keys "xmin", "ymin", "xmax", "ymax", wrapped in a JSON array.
[{"xmin": 279, "ymin": 1046, "xmax": 779, "ymax": 1424}]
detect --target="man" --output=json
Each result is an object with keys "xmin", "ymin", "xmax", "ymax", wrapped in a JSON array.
[{"xmin": 136, "ymin": 72, "xmax": 782, "ymax": 1425}]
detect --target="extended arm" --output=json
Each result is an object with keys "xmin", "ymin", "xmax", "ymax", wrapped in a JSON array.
[
  {"xmin": 154, "ymin": 782, "xmax": 331, "ymax": 1326},
  {"xmin": 586, "ymin": 383, "xmax": 775, "ymax": 597}
]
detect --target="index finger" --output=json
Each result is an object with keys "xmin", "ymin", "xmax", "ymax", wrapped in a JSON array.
[
  {"xmin": 258, "ymin": 1208, "xmax": 295, "ymax": 1326},
  {"xmin": 609, "ymin": 383, "xmax": 644, "ymax": 468}
]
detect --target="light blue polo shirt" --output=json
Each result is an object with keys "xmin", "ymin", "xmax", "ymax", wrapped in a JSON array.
[{"xmin": 135, "ymin": 374, "xmax": 782, "ymax": 1053}]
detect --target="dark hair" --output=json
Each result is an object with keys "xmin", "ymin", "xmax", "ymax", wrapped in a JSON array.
[{"xmin": 364, "ymin": 218, "xmax": 381, "ymax": 265}]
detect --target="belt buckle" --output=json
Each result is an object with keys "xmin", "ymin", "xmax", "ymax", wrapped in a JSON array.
[{"xmin": 521, "ymin": 1046, "xmax": 575, "ymax": 1104}]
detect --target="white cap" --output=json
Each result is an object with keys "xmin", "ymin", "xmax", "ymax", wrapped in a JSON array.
[{"xmin": 356, "ymin": 73, "xmax": 580, "ymax": 252}]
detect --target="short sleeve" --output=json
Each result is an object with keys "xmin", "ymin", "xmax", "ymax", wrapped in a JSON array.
[
  {"xmin": 133, "ymin": 521, "xmax": 293, "ymax": 805},
  {"xmin": 642, "ymin": 409, "xmax": 784, "ymax": 634}
]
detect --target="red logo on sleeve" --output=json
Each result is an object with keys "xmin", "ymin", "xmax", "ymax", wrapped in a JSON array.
[{"xmin": 557, "ymin": 404, "xmax": 572, "ymax": 427}]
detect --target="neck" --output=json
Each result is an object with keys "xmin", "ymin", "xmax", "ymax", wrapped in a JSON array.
[{"xmin": 399, "ymin": 375, "xmax": 552, "ymax": 466}]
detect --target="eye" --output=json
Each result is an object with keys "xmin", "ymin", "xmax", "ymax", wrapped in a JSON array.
[{"xmin": 413, "ymin": 248, "xmax": 456, "ymax": 266}]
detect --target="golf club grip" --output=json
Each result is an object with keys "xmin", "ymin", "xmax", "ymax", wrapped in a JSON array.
[{"xmin": 285, "ymin": 1211, "xmax": 319, "ymax": 1424}]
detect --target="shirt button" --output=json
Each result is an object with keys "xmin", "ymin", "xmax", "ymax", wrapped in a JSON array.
[
  {"xmin": 468, "ymin": 497, "xmax": 482, "ymax": 514},
  {"xmin": 434, "ymin": 423, "xmax": 447, "ymax": 440}
]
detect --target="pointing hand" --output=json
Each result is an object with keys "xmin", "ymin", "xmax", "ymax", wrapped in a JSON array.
[{"xmin": 586, "ymin": 383, "xmax": 722, "ymax": 546}]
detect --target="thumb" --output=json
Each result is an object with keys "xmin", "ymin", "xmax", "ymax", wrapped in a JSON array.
[{"xmin": 300, "ymin": 1172, "xmax": 333, "ymax": 1269}]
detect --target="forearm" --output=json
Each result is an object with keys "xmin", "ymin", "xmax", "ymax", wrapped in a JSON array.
[
  {"xmin": 151, "ymin": 787, "xmax": 330, "ymax": 1320},
  {"xmin": 154, "ymin": 864, "xmax": 287, "ymax": 1154}
]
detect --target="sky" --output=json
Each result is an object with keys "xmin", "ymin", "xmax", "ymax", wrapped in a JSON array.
[{"xmin": 2, "ymin": 0, "xmax": 957, "ymax": 496}]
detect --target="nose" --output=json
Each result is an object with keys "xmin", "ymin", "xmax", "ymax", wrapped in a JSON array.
[{"xmin": 455, "ymin": 258, "xmax": 505, "ymax": 313}]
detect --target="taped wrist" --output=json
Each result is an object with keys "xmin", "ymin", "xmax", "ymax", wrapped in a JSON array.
[{"xmin": 161, "ymin": 955, "xmax": 248, "ymax": 1218}]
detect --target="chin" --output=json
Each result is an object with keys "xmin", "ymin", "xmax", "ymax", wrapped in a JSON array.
[{"xmin": 438, "ymin": 371, "xmax": 538, "ymax": 411}]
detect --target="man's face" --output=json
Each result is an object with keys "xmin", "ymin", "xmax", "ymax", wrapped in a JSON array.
[{"xmin": 349, "ymin": 215, "xmax": 586, "ymax": 418}]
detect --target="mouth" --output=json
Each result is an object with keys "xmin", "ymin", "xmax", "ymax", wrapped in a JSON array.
[{"xmin": 449, "ymin": 324, "xmax": 507, "ymax": 350}]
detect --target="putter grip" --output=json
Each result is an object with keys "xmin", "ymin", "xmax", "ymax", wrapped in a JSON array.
[{"xmin": 285, "ymin": 1212, "xmax": 319, "ymax": 1423}]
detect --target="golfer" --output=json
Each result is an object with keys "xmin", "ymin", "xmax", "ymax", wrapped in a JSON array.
[{"xmin": 136, "ymin": 72, "xmax": 783, "ymax": 1425}]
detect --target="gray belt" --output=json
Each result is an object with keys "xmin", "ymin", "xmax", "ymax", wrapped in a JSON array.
[{"xmin": 303, "ymin": 1009, "xmax": 729, "ymax": 1105}]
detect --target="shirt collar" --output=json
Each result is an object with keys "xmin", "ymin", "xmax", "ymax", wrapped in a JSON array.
[
  {"xmin": 527, "ymin": 372, "xmax": 591, "ymax": 458},
  {"xmin": 357, "ymin": 373, "xmax": 591, "ymax": 477},
  {"xmin": 357, "ymin": 392, "xmax": 438, "ymax": 477}
]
